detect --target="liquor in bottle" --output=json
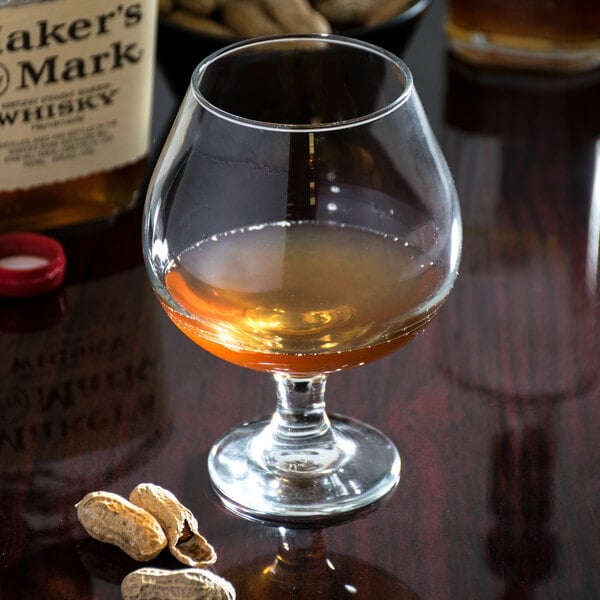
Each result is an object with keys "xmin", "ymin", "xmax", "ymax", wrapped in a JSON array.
[
  {"xmin": 0, "ymin": 0, "xmax": 158, "ymax": 232},
  {"xmin": 446, "ymin": 0, "xmax": 600, "ymax": 72}
]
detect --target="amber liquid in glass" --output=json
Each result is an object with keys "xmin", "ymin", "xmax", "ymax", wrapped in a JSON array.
[{"xmin": 161, "ymin": 221, "xmax": 446, "ymax": 375}]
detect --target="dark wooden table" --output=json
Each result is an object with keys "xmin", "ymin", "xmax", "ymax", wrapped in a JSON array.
[{"xmin": 2, "ymin": 2, "xmax": 600, "ymax": 598}]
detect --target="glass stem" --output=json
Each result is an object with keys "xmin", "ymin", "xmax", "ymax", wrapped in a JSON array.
[{"xmin": 256, "ymin": 374, "xmax": 343, "ymax": 476}]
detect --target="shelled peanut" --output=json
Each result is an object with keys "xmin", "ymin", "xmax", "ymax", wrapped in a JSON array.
[
  {"xmin": 160, "ymin": 0, "xmax": 416, "ymax": 37},
  {"xmin": 75, "ymin": 484, "xmax": 233, "ymax": 600},
  {"xmin": 129, "ymin": 483, "xmax": 217, "ymax": 568}
]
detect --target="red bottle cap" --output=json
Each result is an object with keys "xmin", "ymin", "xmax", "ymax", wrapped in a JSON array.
[{"xmin": 0, "ymin": 233, "xmax": 66, "ymax": 298}]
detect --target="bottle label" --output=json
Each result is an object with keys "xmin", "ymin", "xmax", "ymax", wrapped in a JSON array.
[{"xmin": 0, "ymin": 0, "xmax": 157, "ymax": 191}]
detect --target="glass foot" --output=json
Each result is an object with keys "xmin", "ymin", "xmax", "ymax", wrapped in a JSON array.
[{"xmin": 208, "ymin": 415, "xmax": 400, "ymax": 525}]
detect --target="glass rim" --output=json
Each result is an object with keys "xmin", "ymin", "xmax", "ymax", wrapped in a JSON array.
[{"xmin": 190, "ymin": 34, "xmax": 414, "ymax": 133}]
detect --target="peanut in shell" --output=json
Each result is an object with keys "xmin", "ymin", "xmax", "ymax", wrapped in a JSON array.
[
  {"xmin": 75, "ymin": 491, "xmax": 168, "ymax": 562},
  {"xmin": 121, "ymin": 567, "xmax": 236, "ymax": 600}
]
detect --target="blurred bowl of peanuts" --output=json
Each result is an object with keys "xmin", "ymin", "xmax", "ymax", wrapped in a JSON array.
[{"xmin": 157, "ymin": 0, "xmax": 431, "ymax": 95}]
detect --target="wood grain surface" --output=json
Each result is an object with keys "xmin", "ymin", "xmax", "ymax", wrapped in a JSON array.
[{"xmin": 1, "ymin": 3, "xmax": 599, "ymax": 598}]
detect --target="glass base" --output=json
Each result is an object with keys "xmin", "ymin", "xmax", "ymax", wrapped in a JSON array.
[{"xmin": 208, "ymin": 415, "xmax": 401, "ymax": 525}]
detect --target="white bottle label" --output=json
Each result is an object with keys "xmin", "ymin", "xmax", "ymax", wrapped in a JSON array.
[{"xmin": 0, "ymin": 0, "xmax": 157, "ymax": 191}]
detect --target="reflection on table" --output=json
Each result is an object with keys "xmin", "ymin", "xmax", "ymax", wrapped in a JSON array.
[{"xmin": 1, "ymin": 2, "xmax": 600, "ymax": 598}]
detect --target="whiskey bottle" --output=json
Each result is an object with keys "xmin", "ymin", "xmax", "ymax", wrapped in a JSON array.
[{"xmin": 0, "ymin": 0, "xmax": 158, "ymax": 232}]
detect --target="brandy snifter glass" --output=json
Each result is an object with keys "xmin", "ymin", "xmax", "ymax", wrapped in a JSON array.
[{"xmin": 143, "ymin": 35, "xmax": 462, "ymax": 524}]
